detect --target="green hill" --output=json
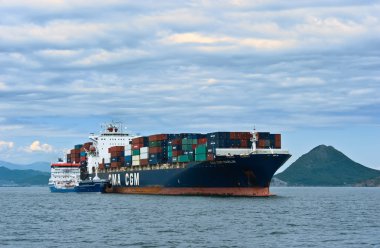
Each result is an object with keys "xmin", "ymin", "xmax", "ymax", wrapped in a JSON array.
[
  {"xmin": 275, "ymin": 145, "xmax": 380, "ymax": 186},
  {"xmin": 0, "ymin": 166, "xmax": 50, "ymax": 186}
]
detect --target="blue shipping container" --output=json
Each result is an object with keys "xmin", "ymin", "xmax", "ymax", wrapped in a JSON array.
[{"xmin": 125, "ymin": 155, "xmax": 132, "ymax": 163}]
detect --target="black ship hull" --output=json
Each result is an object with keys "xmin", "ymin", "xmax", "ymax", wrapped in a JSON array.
[{"xmin": 93, "ymin": 153, "xmax": 291, "ymax": 196}]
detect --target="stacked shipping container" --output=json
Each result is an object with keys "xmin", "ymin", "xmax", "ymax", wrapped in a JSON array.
[
  {"xmin": 109, "ymin": 146, "xmax": 124, "ymax": 168},
  {"xmin": 148, "ymin": 134, "xmax": 168, "ymax": 165},
  {"xmin": 67, "ymin": 131, "xmax": 282, "ymax": 169},
  {"xmin": 256, "ymin": 132, "xmax": 281, "ymax": 149}
]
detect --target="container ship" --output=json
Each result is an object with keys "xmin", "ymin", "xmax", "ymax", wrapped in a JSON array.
[{"xmin": 64, "ymin": 123, "xmax": 290, "ymax": 196}]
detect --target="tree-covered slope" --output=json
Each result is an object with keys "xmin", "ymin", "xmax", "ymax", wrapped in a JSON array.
[
  {"xmin": 275, "ymin": 145, "xmax": 380, "ymax": 186},
  {"xmin": 0, "ymin": 166, "xmax": 49, "ymax": 186}
]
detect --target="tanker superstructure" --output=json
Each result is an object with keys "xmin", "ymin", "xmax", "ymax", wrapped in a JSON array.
[{"xmin": 71, "ymin": 123, "xmax": 290, "ymax": 196}]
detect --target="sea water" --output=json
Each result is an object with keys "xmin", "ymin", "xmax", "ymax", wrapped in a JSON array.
[{"xmin": 0, "ymin": 187, "xmax": 379, "ymax": 247}]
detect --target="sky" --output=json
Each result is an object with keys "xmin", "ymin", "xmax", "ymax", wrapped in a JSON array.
[{"xmin": 0, "ymin": 0, "xmax": 379, "ymax": 171}]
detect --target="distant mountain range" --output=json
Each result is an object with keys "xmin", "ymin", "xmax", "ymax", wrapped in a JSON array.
[
  {"xmin": 275, "ymin": 145, "xmax": 380, "ymax": 186},
  {"xmin": 1, "ymin": 146, "xmax": 379, "ymax": 187},
  {"xmin": 0, "ymin": 166, "xmax": 49, "ymax": 186},
  {"xmin": 0, "ymin": 160, "xmax": 50, "ymax": 172}
]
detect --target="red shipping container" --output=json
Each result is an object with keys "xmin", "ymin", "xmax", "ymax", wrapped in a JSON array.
[
  {"xmin": 72, "ymin": 158, "xmax": 80, "ymax": 163},
  {"xmin": 172, "ymin": 150, "xmax": 183, "ymax": 157},
  {"xmin": 243, "ymin": 132, "xmax": 252, "ymax": 139},
  {"xmin": 132, "ymin": 144, "xmax": 143, "ymax": 150},
  {"xmin": 132, "ymin": 137, "xmax": 145, "ymax": 145},
  {"xmin": 192, "ymin": 144, "xmax": 197, "ymax": 150},
  {"xmin": 80, "ymin": 157, "xmax": 87, "ymax": 162},
  {"xmin": 149, "ymin": 147, "xmax": 162, "ymax": 153},
  {"xmin": 111, "ymin": 162, "xmax": 121, "ymax": 168},
  {"xmin": 257, "ymin": 139, "xmax": 266, "ymax": 148},
  {"xmin": 71, "ymin": 154, "xmax": 80, "ymax": 159},
  {"xmin": 108, "ymin": 146, "xmax": 124, "ymax": 153},
  {"xmin": 207, "ymin": 153, "xmax": 215, "ymax": 161},
  {"xmin": 110, "ymin": 151, "xmax": 124, "ymax": 157},
  {"xmin": 71, "ymin": 149, "xmax": 80, "ymax": 155},
  {"xmin": 83, "ymin": 142, "xmax": 92, "ymax": 150},
  {"xmin": 149, "ymin": 134, "xmax": 168, "ymax": 142},
  {"xmin": 170, "ymin": 139, "xmax": 181, "ymax": 145},
  {"xmin": 198, "ymin": 138, "xmax": 207, "ymax": 145},
  {"xmin": 98, "ymin": 164, "xmax": 105, "ymax": 170},
  {"xmin": 274, "ymin": 134, "xmax": 281, "ymax": 149},
  {"xmin": 241, "ymin": 140, "xmax": 248, "ymax": 147},
  {"xmin": 140, "ymin": 159, "xmax": 148, "ymax": 166}
]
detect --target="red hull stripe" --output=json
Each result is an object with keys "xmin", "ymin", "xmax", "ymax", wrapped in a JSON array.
[{"xmin": 105, "ymin": 186, "xmax": 271, "ymax": 197}]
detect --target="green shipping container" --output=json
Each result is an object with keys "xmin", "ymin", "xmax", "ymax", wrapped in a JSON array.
[
  {"xmin": 181, "ymin": 138, "xmax": 189, "ymax": 145},
  {"xmin": 182, "ymin": 144, "xmax": 193, "ymax": 151},
  {"xmin": 182, "ymin": 138, "xmax": 197, "ymax": 145},
  {"xmin": 178, "ymin": 154, "xmax": 194, "ymax": 162},
  {"xmin": 132, "ymin": 150, "xmax": 140, "ymax": 156},
  {"xmin": 195, "ymin": 144, "xmax": 207, "ymax": 154},
  {"xmin": 195, "ymin": 154, "xmax": 207, "ymax": 161},
  {"xmin": 149, "ymin": 141, "xmax": 162, "ymax": 147}
]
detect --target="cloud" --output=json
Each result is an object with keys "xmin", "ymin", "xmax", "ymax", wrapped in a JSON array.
[
  {"xmin": 25, "ymin": 141, "xmax": 54, "ymax": 153},
  {"xmin": 164, "ymin": 32, "xmax": 295, "ymax": 50},
  {"xmin": 0, "ymin": 21, "xmax": 107, "ymax": 46},
  {"xmin": 0, "ymin": 1, "xmax": 379, "ymax": 166},
  {"xmin": 0, "ymin": 82, "xmax": 7, "ymax": 90},
  {"xmin": 0, "ymin": 141, "xmax": 14, "ymax": 150}
]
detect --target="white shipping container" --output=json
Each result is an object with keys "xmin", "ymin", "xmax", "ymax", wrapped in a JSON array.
[
  {"xmin": 215, "ymin": 148, "xmax": 251, "ymax": 156},
  {"xmin": 132, "ymin": 155, "xmax": 140, "ymax": 161},
  {"xmin": 140, "ymin": 153, "xmax": 148, "ymax": 159},
  {"xmin": 125, "ymin": 150, "xmax": 132, "ymax": 156},
  {"xmin": 132, "ymin": 160, "xmax": 140, "ymax": 166},
  {"xmin": 140, "ymin": 147, "xmax": 149, "ymax": 153},
  {"xmin": 125, "ymin": 144, "xmax": 132, "ymax": 150}
]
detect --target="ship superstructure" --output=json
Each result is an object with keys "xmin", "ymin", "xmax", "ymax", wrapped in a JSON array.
[
  {"xmin": 86, "ymin": 122, "xmax": 136, "ymax": 175},
  {"xmin": 48, "ymin": 162, "xmax": 81, "ymax": 192}
]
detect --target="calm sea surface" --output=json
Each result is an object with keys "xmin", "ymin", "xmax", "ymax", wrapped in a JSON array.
[{"xmin": 0, "ymin": 187, "xmax": 379, "ymax": 248}]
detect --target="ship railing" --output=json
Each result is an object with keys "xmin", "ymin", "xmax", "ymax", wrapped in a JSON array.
[
  {"xmin": 252, "ymin": 149, "xmax": 290, "ymax": 155},
  {"xmin": 102, "ymin": 162, "xmax": 187, "ymax": 173}
]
